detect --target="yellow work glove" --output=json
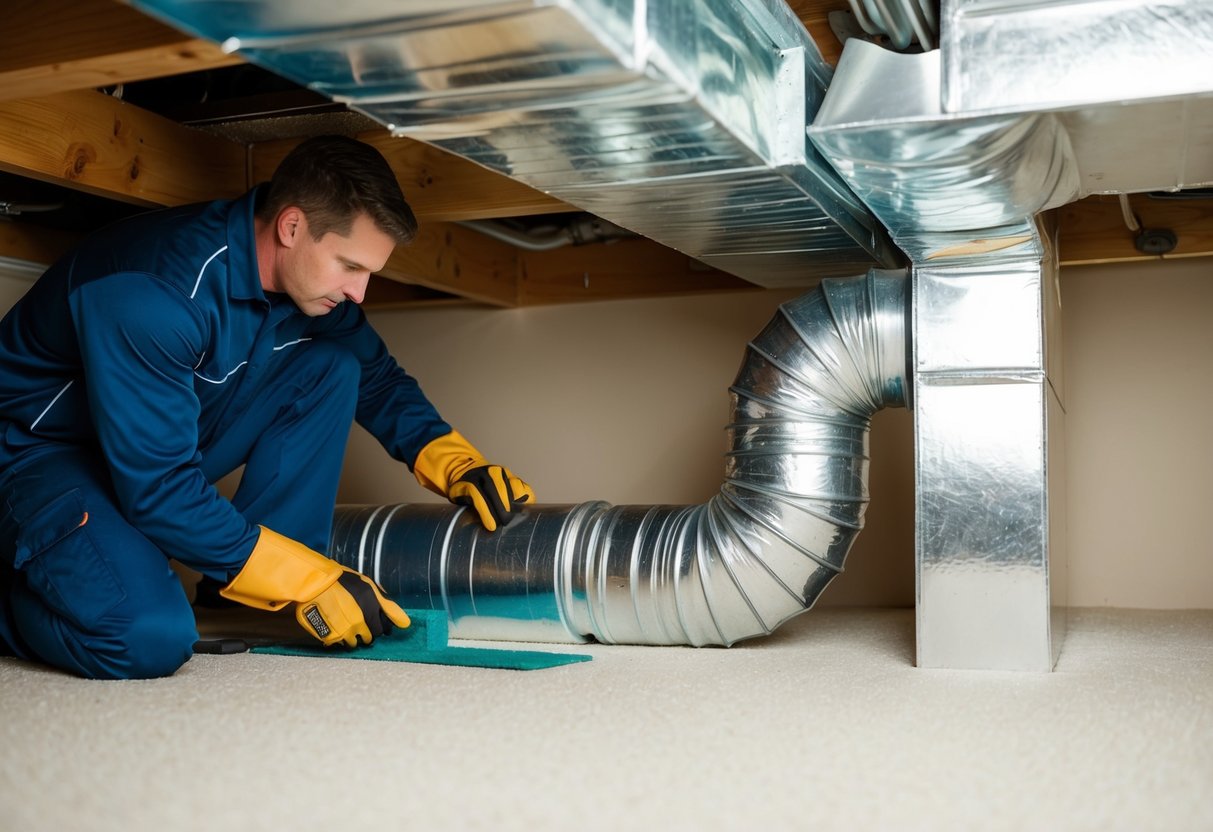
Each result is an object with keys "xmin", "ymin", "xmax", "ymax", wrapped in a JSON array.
[
  {"xmin": 413, "ymin": 429, "xmax": 535, "ymax": 532},
  {"xmin": 220, "ymin": 526, "xmax": 410, "ymax": 647}
]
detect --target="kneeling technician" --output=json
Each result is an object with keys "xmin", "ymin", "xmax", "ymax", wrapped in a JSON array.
[{"xmin": 0, "ymin": 135, "xmax": 534, "ymax": 679}]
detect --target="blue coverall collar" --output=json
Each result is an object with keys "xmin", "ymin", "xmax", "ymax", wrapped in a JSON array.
[{"xmin": 227, "ymin": 186, "xmax": 270, "ymax": 303}]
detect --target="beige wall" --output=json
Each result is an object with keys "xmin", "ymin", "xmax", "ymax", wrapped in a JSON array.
[
  {"xmin": 2, "ymin": 255, "xmax": 1209, "ymax": 609},
  {"xmin": 1061, "ymin": 258, "xmax": 1213, "ymax": 607},
  {"xmin": 0, "ymin": 273, "xmax": 33, "ymax": 312}
]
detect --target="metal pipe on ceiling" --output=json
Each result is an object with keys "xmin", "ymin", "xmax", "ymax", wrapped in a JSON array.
[
  {"xmin": 330, "ymin": 270, "xmax": 909, "ymax": 645},
  {"xmin": 458, "ymin": 215, "xmax": 636, "ymax": 251},
  {"xmin": 846, "ymin": 0, "xmax": 938, "ymax": 52}
]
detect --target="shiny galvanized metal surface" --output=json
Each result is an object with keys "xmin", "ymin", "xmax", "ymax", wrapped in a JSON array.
[
  {"xmin": 809, "ymin": 42, "xmax": 1076, "ymax": 251},
  {"xmin": 811, "ymin": 6, "xmax": 1213, "ymax": 253},
  {"xmin": 330, "ymin": 271, "xmax": 910, "ymax": 645},
  {"xmin": 941, "ymin": 0, "xmax": 1213, "ymax": 114},
  {"xmin": 130, "ymin": 0, "xmax": 898, "ymax": 286},
  {"xmin": 913, "ymin": 238, "xmax": 1066, "ymax": 671}
]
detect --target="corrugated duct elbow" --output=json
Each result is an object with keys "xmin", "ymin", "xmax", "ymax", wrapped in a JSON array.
[{"xmin": 330, "ymin": 270, "xmax": 910, "ymax": 646}]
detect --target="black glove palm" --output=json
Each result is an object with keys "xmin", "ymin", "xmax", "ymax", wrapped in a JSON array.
[{"xmin": 451, "ymin": 464, "xmax": 533, "ymax": 532}]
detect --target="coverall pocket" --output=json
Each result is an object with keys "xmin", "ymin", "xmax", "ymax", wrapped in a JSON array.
[{"xmin": 13, "ymin": 489, "xmax": 127, "ymax": 629}]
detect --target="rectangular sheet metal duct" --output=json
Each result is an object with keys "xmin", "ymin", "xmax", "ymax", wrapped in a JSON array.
[
  {"xmin": 130, "ymin": 0, "xmax": 899, "ymax": 287},
  {"xmin": 913, "ymin": 231, "xmax": 1067, "ymax": 671},
  {"xmin": 942, "ymin": 0, "xmax": 1213, "ymax": 114},
  {"xmin": 809, "ymin": 2, "xmax": 1213, "ymax": 261}
]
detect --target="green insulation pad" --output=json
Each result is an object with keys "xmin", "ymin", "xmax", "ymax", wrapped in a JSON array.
[{"xmin": 251, "ymin": 610, "xmax": 591, "ymax": 671}]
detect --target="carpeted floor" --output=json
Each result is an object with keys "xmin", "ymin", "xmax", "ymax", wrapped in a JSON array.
[{"xmin": 1, "ymin": 607, "xmax": 1210, "ymax": 832}]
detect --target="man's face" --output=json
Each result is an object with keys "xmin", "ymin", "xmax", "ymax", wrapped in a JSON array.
[{"xmin": 279, "ymin": 211, "xmax": 396, "ymax": 316}]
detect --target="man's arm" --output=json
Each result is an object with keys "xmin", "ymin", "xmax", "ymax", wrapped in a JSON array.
[
  {"xmin": 70, "ymin": 273, "xmax": 259, "ymax": 579},
  {"xmin": 310, "ymin": 303, "xmax": 534, "ymax": 530}
]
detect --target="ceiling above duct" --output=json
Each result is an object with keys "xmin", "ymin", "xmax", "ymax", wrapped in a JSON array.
[{"xmin": 128, "ymin": 0, "xmax": 900, "ymax": 288}]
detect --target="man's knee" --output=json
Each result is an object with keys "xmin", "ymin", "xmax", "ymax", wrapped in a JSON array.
[
  {"xmin": 11, "ymin": 580, "xmax": 197, "ymax": 680},
  {"xmin": 1, "ymin": 475, "xmax": 198, "ymax": 680},
  {"xmin": 84, "ymin": 601, "xmax": 197, "ymax": 680}
]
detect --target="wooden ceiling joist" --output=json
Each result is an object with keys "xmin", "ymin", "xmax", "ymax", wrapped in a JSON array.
[
  {"xmin": 378, "ymin": 227, "xmax": 756, "ymax": 309},
  {"xmin": 785, "ymin": 0, "xmax": 847, "ymax": 66},
  {"xmin": 1059, "ymin": 194, "xmax": 1213, "ymax": 267},
  {"xmin": 0, "ymin": 85, "xmax": 739, "ymax": 307},
  {"xmin": 518, "ymin": 238, "xmax": 754, "ymax": 305},
  {"xmin": 250, "ymin": 134, "xmax": 573, "ymax": 223},
  {"xmin": 0, "ymin": 0, "xmax": 242, "ymax": 104},
  {"xmin": 381, "ymin": 222, "xmax": 521, "ymax": 308},
  {"xmin": 0, "ymin": 89, "xmax": 247, "ymax": 207},
  {"xmin": 0, "ymin": 91, "xmax": 523, "ymax": 303}
]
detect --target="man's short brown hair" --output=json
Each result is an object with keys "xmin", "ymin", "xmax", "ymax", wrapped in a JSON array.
[{"xmin": 257, "ymin": 135, "xmax": 417, "ymax": 245}]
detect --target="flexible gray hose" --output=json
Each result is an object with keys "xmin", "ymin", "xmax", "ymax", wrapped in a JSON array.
[{"xmin": 330, "ymin": 270, "xmax": 910, "ymax": 645}]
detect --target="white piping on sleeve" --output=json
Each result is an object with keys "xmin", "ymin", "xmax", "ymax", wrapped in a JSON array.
[
  {"xmin": 30, "ymin": 380, "xmax": 74, "ymax": 430},
  {"xmin": 190, "ymin": 246, "xmax": 228, "ymax": 299}
]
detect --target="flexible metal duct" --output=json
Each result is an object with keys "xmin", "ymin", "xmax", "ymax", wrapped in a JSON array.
[
  {"xmin": 846, "ymin": 0, "xmax": 939, "ymax": 52},
  {"xmin": 329, "ymin": 270, "xmax": 908, "ymax": 645}
]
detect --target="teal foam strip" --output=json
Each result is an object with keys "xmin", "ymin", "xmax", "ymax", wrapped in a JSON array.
[{"xmin": 250, "ymin": 610, "xmax": 591, "ymax": 671}]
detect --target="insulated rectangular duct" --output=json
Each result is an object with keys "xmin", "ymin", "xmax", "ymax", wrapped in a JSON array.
[{"xmin": 130, "ymin": 0, "xmax": 899, "ymax": 287}]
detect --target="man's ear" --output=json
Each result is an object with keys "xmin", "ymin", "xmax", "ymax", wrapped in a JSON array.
[{"xmin": 276, "ymin": 207, "xmax": 305, "ymax": 248}]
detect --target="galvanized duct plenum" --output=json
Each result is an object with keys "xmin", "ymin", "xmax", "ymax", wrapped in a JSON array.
[
  {"xmin": 129, "ymin": 0, "xmax": 899, "ymax": 288},
  {"xmin": 330, "ymin": 271, "xmax": 908, "ymax": 645},
  {"xmin": 809, "ymin": 0, "xmax": 1213, "ymax": 261}
]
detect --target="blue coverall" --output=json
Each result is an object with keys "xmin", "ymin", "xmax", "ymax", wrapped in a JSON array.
[{"xmin": 0, "ymin": 187, "xmax": 450, "ymax": 679}]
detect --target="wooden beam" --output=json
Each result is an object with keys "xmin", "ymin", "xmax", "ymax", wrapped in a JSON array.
[
  {"xmin": 787, "ymin": 0, "xmax": 848, "ymax": 66},
  {"xmin": 378, "ymin": 222, "xmax": 521, "ymax": 308},
  {"xmin": 0, "ymin": 214, "xmax": 519, "ymax": 308},
  {"xmin": 377, "ymin": 226, "xmax": 761, "ymax": 308},
  {"xmin": 0, "ymin": 89, "xmax": 247, "ymax": 207},
  {"xmin": 250, "ymin": 132, "xmax": 573, "ymax": 222},
  {"xmin": 362, "ymin": 276, "xmax": 465, "ymax": 310},
  {"xmin": 0, "ymin": 0, "xmax": 242, "ymax": 103},
  {"xmin": 1059, "ymin": 194, "xmax": 1213, "ymax": 267},
  {"xmin": 0, "ymin": 93, "xmax": 528, "ymax": 304},
  {"xmin": 518, "ymin": 238, "xmax": 756, "ymax": 305}
]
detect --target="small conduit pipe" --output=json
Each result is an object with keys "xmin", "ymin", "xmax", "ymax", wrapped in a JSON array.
[{"xmin": 330, "ymin": 270, "xmax": 910, "ymax": 646}]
